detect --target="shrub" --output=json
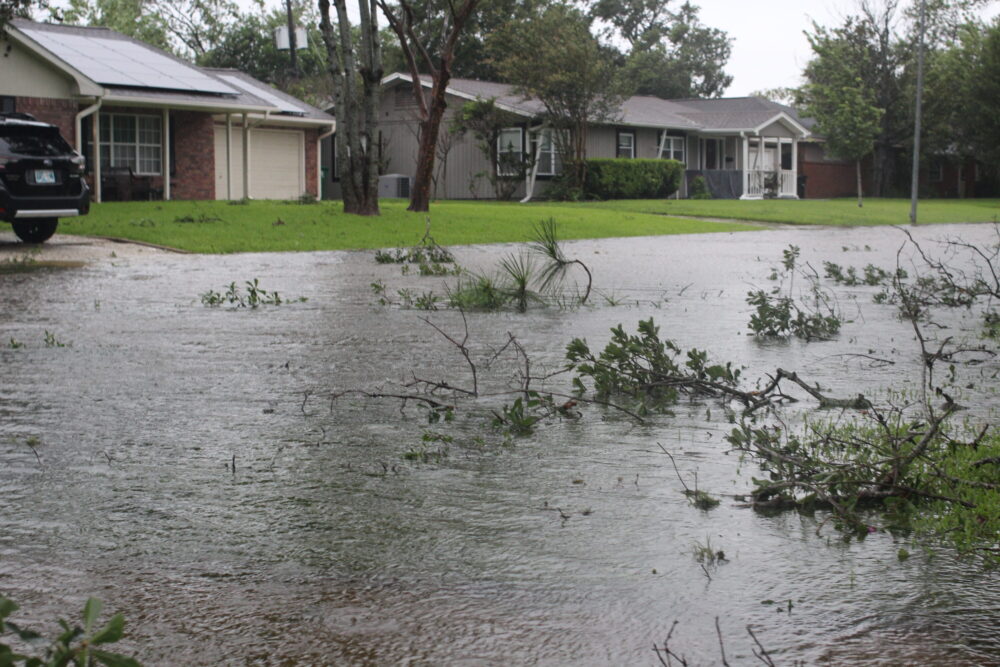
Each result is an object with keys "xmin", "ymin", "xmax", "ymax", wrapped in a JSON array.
[
  {"xmin": 688, "ymin": 175, "xmax": 712, "ymax": 199},
  {"xmin": 583, "ymin": 158, "xmax": 682, "ymax": 200}
]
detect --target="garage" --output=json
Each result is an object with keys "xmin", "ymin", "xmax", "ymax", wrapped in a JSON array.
[{"xmin": 214, "ymin": 126, "xmax": 305, "ymax": 200}]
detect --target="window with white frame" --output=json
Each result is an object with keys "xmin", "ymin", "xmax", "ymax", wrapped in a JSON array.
[
  {"xmin": 532, "ymin": 129, "xmax": 564, "ymax": 176},
  {"xmin": 657, "ymin": 131, "xmax": 685, "ymax": 163},
  {"xmin": 617, "ymin": 131, "xmax": 635, "ymax": 159},
  {"xmin": 497, "ymin": 127, "xmax": 523, "ymax": 176},
  {"xmin": 99, "ymin": 113, "xmax": 162, "ymax": 175}
]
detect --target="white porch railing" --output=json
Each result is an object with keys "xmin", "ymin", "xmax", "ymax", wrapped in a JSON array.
[{"xmin": 741, "ymin": 169, "xmax": 798, "ymax": 199}]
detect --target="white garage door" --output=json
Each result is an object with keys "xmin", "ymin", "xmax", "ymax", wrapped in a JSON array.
[{"xmin": 214, "ymin": 126, "xmax": 305, "ymax": 200}]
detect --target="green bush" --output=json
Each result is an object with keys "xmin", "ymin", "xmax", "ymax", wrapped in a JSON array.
[
  {"xmin": 689, "ymin": 175, "xmax": 712, "ymax": 199},
  {"xmin": 583, "ymin": 159, "xmax": 682, "ymax": 200}
]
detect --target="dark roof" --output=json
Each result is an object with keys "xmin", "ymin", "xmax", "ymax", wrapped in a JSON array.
[{"xmin": 389, "ymin": 73, "xmax": 811, "ymax": 135}]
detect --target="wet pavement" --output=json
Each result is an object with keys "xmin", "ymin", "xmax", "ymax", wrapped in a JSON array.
[{"xmin": 1, "ymin": 224, "xmax": 999, "ymax": 665}]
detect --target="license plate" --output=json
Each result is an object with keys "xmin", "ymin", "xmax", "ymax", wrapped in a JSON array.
[{"xmin": 34, "ymin": 169, "xmax": 55, "ymax": 184}]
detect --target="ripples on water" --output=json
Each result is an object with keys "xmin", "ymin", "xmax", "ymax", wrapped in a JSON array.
[{"xmin": 1, "ymin": 225, "xmax": 998, "ymax": 665}]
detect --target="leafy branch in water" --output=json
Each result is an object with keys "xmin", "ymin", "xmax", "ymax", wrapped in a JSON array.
[
  {"xmin": 1, "ymin": 595, "xmax": 140, "ymax": 666},
  {"xmin": 748, "ymin": 244, "xmax": 843, "ymax": 340}
]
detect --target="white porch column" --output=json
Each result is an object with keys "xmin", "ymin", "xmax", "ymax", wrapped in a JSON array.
[
  {"xmin": 241, "ymin": 113, "xmax": 250, "ymax": 199},
  {"xmin": 740, "ymin": 134, "xmax": 750, "ymax": 199},
  {"xmin": 792, "ymin": 137, "xmax": 799, "ymax": 198},
  {"xmin": 162, "ymin": 108, "xmax": 171, "ymax": 201},
  {"xmin": 225, "ymin": 114, "xmax": 232, "ymax": 200}
]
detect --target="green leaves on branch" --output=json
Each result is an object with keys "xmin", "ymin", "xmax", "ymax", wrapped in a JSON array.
[
  {"xmin": 0, "ymin": 595, "xmax": 140, "ymax": 667},
  {"xmin": 566, "ymin": 318, "xmax": 742, "ymax": 413}
]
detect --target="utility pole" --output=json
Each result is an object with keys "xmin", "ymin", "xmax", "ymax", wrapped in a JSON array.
[
  {"xmin": 909, "ymin": 0, "xmax": 926, "ymax": 224},
  {"xmin": 286, "ymin": 0, "xmax": 299, "ymax": 78}
]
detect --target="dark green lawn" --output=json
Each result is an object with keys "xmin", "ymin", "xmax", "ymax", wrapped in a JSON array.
[
  {"xmin": 55, "ymin": 199, "xmax": 761, "ymax": 253},
  {"xmin": 52, "ymin": 197, "xmax": 999, "ymax": 254}
]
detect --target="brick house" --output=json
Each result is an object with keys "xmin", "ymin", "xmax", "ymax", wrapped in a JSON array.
[{"xmin": 2, "ymin": 19, "xmax": 334, "ymax": 202}]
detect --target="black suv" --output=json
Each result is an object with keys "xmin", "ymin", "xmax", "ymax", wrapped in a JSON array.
[{"xmin": 0, "ymin": 113, "xmax": 90, "ymax": 243}]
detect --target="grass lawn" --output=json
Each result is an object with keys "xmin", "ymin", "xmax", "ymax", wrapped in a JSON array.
[
  {"xmin": 54, "ymin": 197, "xmax": 999, "ymax": 254},
  {"xmin": 55, "ymin": 199, "xmax": 761, "ymax": 254},
  {"xmin": 575, "ymin": 197, "xmax": 1000, "ymax": 226}
]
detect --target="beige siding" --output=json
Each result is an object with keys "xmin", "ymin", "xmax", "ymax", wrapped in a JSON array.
[
  {"xmin": 756, "ymin": 121, "xmax": 796, "ymax": 139},
  {"xmin": 214, "ymin": 125, "xmax": 305, "ymax": 199},
  {"xmin": 0, "ymin": 40, "xmax": 77, "ymax": 98}
]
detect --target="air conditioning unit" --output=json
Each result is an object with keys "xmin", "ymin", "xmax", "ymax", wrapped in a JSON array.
[{"xmin": 378, "ymin": 174, "xmax": 411, "ymax": 198}]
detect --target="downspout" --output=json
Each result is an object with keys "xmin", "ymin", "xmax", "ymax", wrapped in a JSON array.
[
  {"xmin": 75, "ymin": 98, "xmax": 102, "ymax": 202},
  {"xmin": 317, "ymin": 123, "xmax": 335, "ymax": 200},
  {"xmin": 519, "ymin": 125, "xmax": 543, "ymax": 204}
]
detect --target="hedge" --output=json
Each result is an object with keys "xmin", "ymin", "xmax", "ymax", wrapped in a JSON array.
[{"xmin": 583, "ymin": 158, "xmax": 683, "ymax": 199}]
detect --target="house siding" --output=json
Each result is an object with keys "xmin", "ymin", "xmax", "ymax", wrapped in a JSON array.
[{"xmin": 0, "ymin": 40, "xmax": 77, "ymax": 99}]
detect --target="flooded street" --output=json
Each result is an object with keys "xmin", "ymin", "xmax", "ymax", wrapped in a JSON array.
[{"xmin": 1, "ymin": 224, "xmax": 999, "ymax": 665}]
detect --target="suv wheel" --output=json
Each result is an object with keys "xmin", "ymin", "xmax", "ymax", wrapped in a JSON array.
[{"xmin": 12, "ymin": 218, "xmax": 58, "ymax": 244}]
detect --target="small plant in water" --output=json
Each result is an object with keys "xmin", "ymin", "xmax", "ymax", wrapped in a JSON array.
[
  {"xmin": 8, "ymin": 337, "xmax": 23, "ymax": 349},
  {"xmin": 43, "ymin": 330, "xmax": 67, "ymax": 347},
  {"xmin": 201, "ymin": 279, "xmax": 301, "ymax": 308}
]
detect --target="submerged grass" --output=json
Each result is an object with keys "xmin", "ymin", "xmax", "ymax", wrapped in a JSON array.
[{"xmin": 54, "ymin": 199, "xmax": 760, "ymax": 254}]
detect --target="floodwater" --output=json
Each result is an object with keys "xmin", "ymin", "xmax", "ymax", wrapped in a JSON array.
[{"xmin": 1, "ymin": 224, "xmax": 999, "ymax": 665}]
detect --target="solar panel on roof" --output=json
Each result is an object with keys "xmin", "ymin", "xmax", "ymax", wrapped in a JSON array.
[
  {"xmin": 20, "ymin": 27, "xmax": 236, "ymax": 95},
  {"xmin": 217, "ymin": 74, "xmax": 307, "ymax": 115}
]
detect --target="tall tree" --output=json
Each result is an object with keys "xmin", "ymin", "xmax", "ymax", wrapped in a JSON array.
[
  {"xmin": 319, "ymin": 0, "xmax": 383, "ymax": 215},
  {"xmin": 490, "ymin": 3, "xmax": 627, "ymax": 193},
  {"xmin": 377, "ymin": 0, "xmax": 480, "ymax": 212},
  {"xmin": 592, "ymin": 0, "xmax": 732, "ymax": 99},
  {"xmin": 799, "ymin": 78, "xmax": 883, "ymax": 207},
  {"xmin": 801, "ymin": 3, "xmax": 907, "ymax": 197},
  {"xmin": 55, "ymin": 0, "xmax": 242, "ymax": 59},
  {"xmin": 1, "ymin": 0, "xmax": 35, "ymax": 28},
  {"xmin": 199, "ymin": 2, "xmax": 331, "ymax": 105}
]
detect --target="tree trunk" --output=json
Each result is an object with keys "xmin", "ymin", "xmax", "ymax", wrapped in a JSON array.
[
  {"xmin": 408, "ymin": 85, "xmax": 449, "ymax": 212},
  {"xmin": 856, "ymin": 159, "xmax": 863, "ymax": 208},
  {"xmin": 319, "ymin": 0, "xmax": 381, "ymax": 216}
]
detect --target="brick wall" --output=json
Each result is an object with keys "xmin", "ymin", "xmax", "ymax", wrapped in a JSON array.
[
  {"xmin": 303, "ymin": 127, "xmax": 318, "ymax": 198},
  {"xmin": 170, "ymin": 111, "xmax": 215, "ymax": 200},
  {"xmin": 16, "ymin": 96, "xmax": 78, "ymax": 145}
]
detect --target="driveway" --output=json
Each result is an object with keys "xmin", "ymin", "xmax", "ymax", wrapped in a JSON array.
[{"xmin": 0, "ymin": 230, "xmax": 176, "ymax": 265}]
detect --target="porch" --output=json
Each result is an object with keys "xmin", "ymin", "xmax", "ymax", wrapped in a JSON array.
[{"xmin": 684, "ymin": 131, "xmax": 803, "ymax": 200}]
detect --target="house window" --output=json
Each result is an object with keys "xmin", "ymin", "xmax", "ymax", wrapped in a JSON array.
[
  {"xmin": 531, "ymin": 129, "xmax": 564, "ymax": 176},
  {"xmin": 705, "ymin": 138, "xmax": 726, "ymax": 169},
  {"xmin": 99, "ymin": 113, "xmax": 162, "ymax": 175},
  {"xmin": 929, "ymin": 159, "xmax": 944, "ymax": 183},
  {"xmin": 617, "ymin": 131, "xmax": 635, "ymax": 159},
  {"xmin": 497, "ymin": 127, "xmax": 523, "ymax": 176},
  {"xmin": 657, "ymin": 131, "xmax": 685, "ymax": 163}
]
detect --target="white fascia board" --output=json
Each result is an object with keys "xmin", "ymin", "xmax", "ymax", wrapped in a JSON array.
[
  {"xmin": 382, "ymin": 72, "xmax": 535, "ymax": 119},
  {"xmin": 212, "ymin": 113, "xmax": 336, "ymax": 130},
  {"xmin": 103, "ymin": 93, "xmax": 273, "ymax": 114},
  {"xmin": 6, "ymin": 26, "xmax": 104, "ymax": 96}
]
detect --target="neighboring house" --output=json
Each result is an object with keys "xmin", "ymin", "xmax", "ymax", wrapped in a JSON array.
[
  {"xmin": 323, "ymin": 73, "xmax": 823, "ymax": 201},
  {"xmin": 1, "ymin": 19, "xmax": 334, "ymax": 202}
]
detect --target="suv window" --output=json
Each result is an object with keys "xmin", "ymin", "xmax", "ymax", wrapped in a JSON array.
[{"xmin": 0, "ymin": 126, "xmax": 74, "ymax": 157}]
